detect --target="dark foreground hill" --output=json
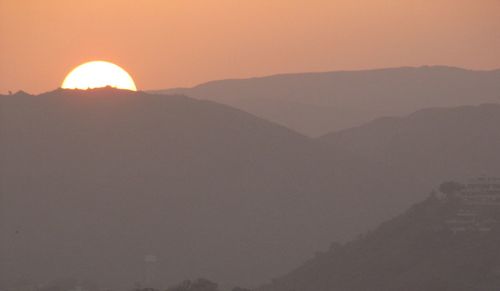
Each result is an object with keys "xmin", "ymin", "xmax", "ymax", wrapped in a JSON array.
[
  {"xmin": 0, "ymin": 88, "xmax": 374, "ymax": 289},
  {"xmin": 2, "ymin": 89, "xmax": 500, "ymax": 290},
  {"xmin": 258, "ymin": 195, "xmax": 500, "ymax": 291},
  {"xmin": 156, "ymin": 66, "xmax": 500, "ymax": 136}
]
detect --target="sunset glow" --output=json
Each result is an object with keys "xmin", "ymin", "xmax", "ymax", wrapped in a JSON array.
[{"xmin": 61, "ymin": 61, "xmax": 137, "ymax": 91}]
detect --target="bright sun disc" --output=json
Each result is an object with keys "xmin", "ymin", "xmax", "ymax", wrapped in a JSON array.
[{"xmin": 62, "ymin": 61, "xmax": 137, "ymax": 91}]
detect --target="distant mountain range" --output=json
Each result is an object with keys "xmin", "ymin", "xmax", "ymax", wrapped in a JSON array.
[
  {"xmin": 155, "ymin": 66, "xmax": 500, "ymax": 136},
  {"xmin": 2, "ymin": 88, "xmax": 500, "ymax": 289},
  {"xmin": 257, "ymin": 193, "xmax": 500, "ymax": 291}
]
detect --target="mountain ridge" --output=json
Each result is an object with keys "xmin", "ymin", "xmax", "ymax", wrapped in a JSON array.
[
  {"xmin": 154, "ymin": 66, "xmax": 500, "ymax": 136},
  {"xmin": 154, "ymin": 66, "xmax": 500, "ymax": 93}
]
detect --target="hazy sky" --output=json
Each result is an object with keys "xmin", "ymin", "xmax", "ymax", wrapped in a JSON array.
[{"xmin": 1, "ymin": 0, "xmax": 499, "ymax": 93}]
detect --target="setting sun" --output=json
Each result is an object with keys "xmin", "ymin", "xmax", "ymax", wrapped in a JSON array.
[{"xmin": 61, "ymin": 61, "xmax": 137, "ymax": 91}]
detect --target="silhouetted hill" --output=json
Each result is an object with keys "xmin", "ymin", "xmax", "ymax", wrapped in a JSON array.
[
  {"xmin": 3, "ymin": 89, "xmax": 500, "ymax": 290},
  {"xmin": 258, "ymin": 195, "xmax": 500, "ymax": 291},
  {"xmin": 155, "ymin": 66, "xmax": 500, "ymax": 136},
  {"xmin": 0, "ymin": 88, "xmax": 374, "ymax": 289},
  {"xmin": 320, "ymin": 103, "xmax": 500, "ymax": 183},
  {"xmin": 313, "ymin": 104, "xmax": 500, "ymax": 245}
]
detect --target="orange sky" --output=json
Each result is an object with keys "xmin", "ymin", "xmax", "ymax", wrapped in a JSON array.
[{"xmin": 1, "ymin": 0, "xmax": 499, "ymax": 93}]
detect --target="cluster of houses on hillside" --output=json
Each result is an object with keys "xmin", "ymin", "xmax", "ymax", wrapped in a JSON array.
[
  {"xmin": 442, "ymin": 176, "xmax": 500, "ymax": 233},
  {"xmin": 458, "ymin": 176, "xmax": 500, "ymax": 206}
]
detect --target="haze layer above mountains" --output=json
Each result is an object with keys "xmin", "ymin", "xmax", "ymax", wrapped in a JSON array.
[
  {"xmin": 157, "ymin": 66, "xmax": 500, "ymax": 136},
  {"xmin": 1, "ymin": 67, "xmax": 500, "ymax": 289}
]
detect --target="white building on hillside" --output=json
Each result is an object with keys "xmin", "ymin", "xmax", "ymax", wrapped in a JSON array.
[{"xmin": 458, "ymin": 176, "xmax": 500, "ymax": 205}]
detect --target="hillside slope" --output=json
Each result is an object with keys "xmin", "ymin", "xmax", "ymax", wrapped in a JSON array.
[
  {"xmin": 320, "ymin": 103, "xmax": 500, "ymax": 186},
  {"xmin": 259, "ymin": 195, "xmax": 500, "ymax": 291}
]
